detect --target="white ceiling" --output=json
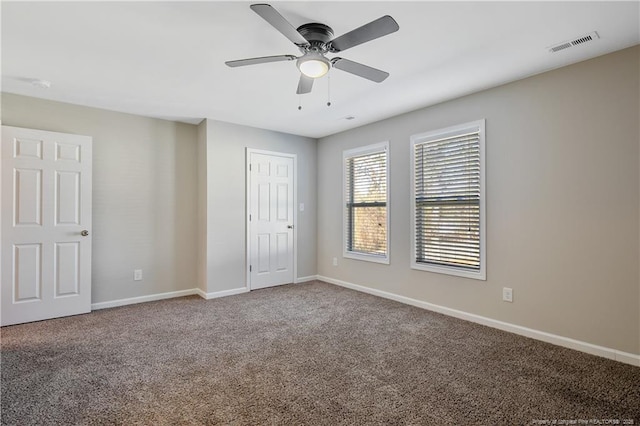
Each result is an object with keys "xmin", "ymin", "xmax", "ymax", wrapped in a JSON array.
[{"xmin": 2, "ymin": 1, "xmax": 639, "ymax": 138}]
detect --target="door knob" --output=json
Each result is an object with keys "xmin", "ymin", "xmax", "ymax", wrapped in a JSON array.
[
  {"xmin": 287, "ymin": 225, "xmax": 294, "ymax": 229},
  {"xmin": 81, "ymin": 230, "xmax": 89, "ymax": 236}
]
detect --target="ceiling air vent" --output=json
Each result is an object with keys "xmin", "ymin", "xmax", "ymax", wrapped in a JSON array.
[{"xmin": 549, "ymin": 31, "xmax": 599, "ymax": 53}]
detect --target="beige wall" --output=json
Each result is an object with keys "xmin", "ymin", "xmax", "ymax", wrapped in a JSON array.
[
  {"xmin": 1, "ymin": 94, "xmax": 199, "ymax": 303},
  {"xmin": 197, "ymin": 119, "xmax": 208, "ymax": 294},
  {"xmin": 200, "ymin": 119, "xmax": 317, "ymax": 293},
  {"xmin": 317, "ymin": 46, "xmax": 640, "ymax": 355}
]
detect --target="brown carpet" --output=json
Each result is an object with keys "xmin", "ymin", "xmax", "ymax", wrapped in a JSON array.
[{"xmin": 1, "ymin": 281, "xmax": 639, "ymax": 425}]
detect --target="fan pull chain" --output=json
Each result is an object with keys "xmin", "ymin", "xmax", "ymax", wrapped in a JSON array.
[
  {"xmin": 298, "ymin": 95, "xmax": 302, "ymax": 111},
  {"xmin": 327, "ymin": 73, "xmax": 332, "ymax": 107}
]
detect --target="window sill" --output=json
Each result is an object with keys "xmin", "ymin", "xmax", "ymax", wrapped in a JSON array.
[
  {"xmin": 411, "ymin": 262, "xmax": 485, "ymax": 281},
  {"xmin": 344, "ymin": 252, "xmax": 390, "ymax": 265}
]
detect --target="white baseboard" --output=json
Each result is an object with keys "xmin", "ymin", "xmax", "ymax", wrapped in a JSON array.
[
  {"xmin": 295, "ymin": 275, "xmax": 318, "ymax": 283},
  {"xmin": 92, "ymin": 286, "xmax": 250, "ymax": 310},
  {"xmin": 317, "ymin": 275, "xmax": 640, "ymax": 367},
  {"xmin": 92, "ymin": 289, "xmax": 198, "ymax": 310},
  {"xmin": 195, "ymin": 287, "xmax": 249, "ymax": 300}
]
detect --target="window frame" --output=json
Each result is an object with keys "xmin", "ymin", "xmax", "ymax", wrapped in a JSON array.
[
  {"xmin": 343, "ymin": 141, "xmax": 390, "ymax": 265},
  {"xmin": 410, "ymin": 120, "xmax": 486, "ymax": 280}
]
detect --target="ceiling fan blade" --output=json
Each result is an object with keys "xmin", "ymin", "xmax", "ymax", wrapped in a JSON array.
[
  {"xmin": 250, "ymin": 4, "xmax": 310, "ymax": 46},
  {"xmin": 296, "ymin": 74, "xmax": 314, "ymax": 94},
  {"xmin": 225, "ymin": 55, "xmax": 296, "ymax": 67},
  {"xmin": 332, "ymin": 58, "xmax": 389, "ymax": 83},
  {"xmin": 329, "ymin": 15, "xmax": 399, "ymax": 52}
]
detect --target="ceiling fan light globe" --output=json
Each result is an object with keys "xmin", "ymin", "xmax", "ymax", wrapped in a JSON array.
[{"xmin": 298, "ymin": 57, "xmax": 329, "ymax": 79}]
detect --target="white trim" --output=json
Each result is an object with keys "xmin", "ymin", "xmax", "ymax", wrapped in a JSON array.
[
  {"xmin": 294, "ymin": 275, "xmax": 318, "ymax": 283},
  {"xmin": 246, "ymin": 148, "xmax": 298, "ymax": 291},
  {"xmin": 91, "ymin": 286, "xmax": 252, "ymax": 310},
  {"xmin": 196, "ymin": 287, "xmax": 249, "ymax": 300},
  {"xmin": 91, "ymin": 289, "xmax": 198, "ymax": 310},
  {"xmin": 343, "ymin": 141, "xmax": 390, "ymax": 265},
  {"xmin": 317, "ymin": 275, "xmax": 640, "ymax": 367},
  {"xmin": 410, "ymin": 119, "xmax": 486, "ymax": 281},
  {"xmin": 246, "ymin": 149, "xmax": 251, "ymax": 290},
  {"xmin": 615, "ymin": 351, "xmax": 640, "ymax": 367},
  {"xmin": 343, "ymin": 252, "xmax": 390, "ymax": 264}
]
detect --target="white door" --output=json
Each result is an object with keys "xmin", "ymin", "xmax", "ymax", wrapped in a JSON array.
[
  {"xmin": 1, "ymin": 126, "xmax": 92, "ymax": 326},
  {"xmin": 248, "ymin": 150, "xmax": 295, "ymax": 290}
]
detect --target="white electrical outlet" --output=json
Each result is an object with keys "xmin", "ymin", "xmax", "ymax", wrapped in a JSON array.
[
  {"xmin": 332, "ymin": 257, "xmax": 338, "ymax": 266},
  {"xmin": 134, "ymin": 269, "xmax": 143, "ymax": 281},
  {"xmin": 502, "ymin": 287, "xmax": 513, "ymax": 302},
  {"xmin": 299, "ymin": 203, "xmax": 305, "ymax": 212}
]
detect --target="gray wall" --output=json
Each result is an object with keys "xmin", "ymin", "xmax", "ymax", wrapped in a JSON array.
[
  {"xmin": 201, "ymin": 119, "xmax": 317, "ymax": 293},
  {"xmin": 317, "ymin": 46, "xmax": 640, "ymax": 355},
  {"xmin": 1, "ymin": 94, "xmax": 199, "ymax": 303}
]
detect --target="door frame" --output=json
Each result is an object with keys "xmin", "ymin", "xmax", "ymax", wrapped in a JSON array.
[{"xmin": 245, "ymin": 148, "xmax": 297, "ymax": 290}]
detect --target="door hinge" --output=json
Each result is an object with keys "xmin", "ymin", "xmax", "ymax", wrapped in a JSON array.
[
  {"xmin": 249, "ymin": 265, "xmax": 252, "ymax": 272},
  {"xmin": 249, "ymin": 214, "xmax": 252, "ymax": 221},
  {"xmin": 249, "ymin": 164, "xmax": 252, "ymax": 171}
]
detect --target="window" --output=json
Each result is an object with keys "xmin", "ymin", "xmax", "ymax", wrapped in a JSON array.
[
  {"xmin": 410, "ymin": 120, "xmax": 485, "ymax": 280},
  {"xmin": 343, "ymin": 142, "xmax": 389, "ymax": 264}
]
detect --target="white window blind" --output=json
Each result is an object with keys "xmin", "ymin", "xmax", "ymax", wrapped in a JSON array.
[
  {"xmin": 344, "ymin": 142, "xmax": 389, "ymax": 263},
  {"xmin": 411, "ymin": 121, "xmax": 485, "ymax": 279}
]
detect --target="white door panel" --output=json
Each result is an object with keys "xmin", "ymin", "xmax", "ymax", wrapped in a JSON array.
[
  {"xmin": 248, "ymin": 151, "xmax": 295, "ymax": 290},
  {"xmin": 2, "ymin": 126, "xmax": 92, "ymax": 326},
  {"xmin": 13, "ymin": 243, "xmax": 42, "ymax": 301},
  {"xmin": 55, "ymin": 242, "xmax": 80, "ymax": 296}
]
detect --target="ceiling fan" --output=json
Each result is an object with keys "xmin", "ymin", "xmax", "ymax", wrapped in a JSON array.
[{"xmin": 225, "ymin": 4, "xmax": 399, "ymax": 95}]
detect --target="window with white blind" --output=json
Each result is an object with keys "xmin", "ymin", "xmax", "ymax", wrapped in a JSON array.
[
  {"xmin": 410, "ymin": 120, "xmax": 486, "ymax": 280},
  {"xmin": 343, "ymin": 142, "xmax": 389, "ymax": 264}
]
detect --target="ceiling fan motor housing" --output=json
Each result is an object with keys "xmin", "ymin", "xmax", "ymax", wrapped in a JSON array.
[{"xmin": 297, "ymin": 23, "xmax": 334, "ymax": 53}]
